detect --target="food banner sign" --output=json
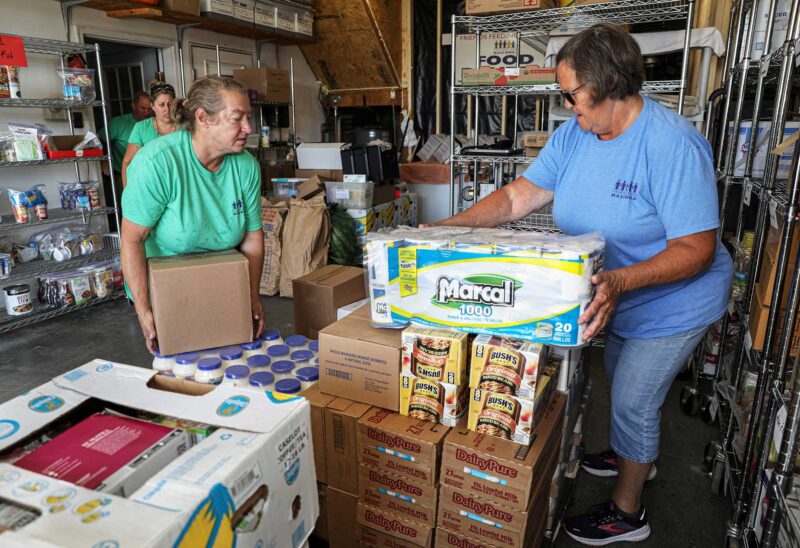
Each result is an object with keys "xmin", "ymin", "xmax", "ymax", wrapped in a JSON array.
[{"xmin": 0, "ymin": 35, "xmax": 27, "ymax": 68}]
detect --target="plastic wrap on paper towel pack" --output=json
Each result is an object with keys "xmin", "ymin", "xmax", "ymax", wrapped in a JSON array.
[{"xmin": 364, "ymin": 226, "xmax": 605, "ymax": 346}]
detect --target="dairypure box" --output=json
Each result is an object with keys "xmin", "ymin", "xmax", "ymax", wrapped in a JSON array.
[
  {"xmin": 0, "ymin": 360, "xmax": 317, "ymax": 547},
  {"xmin": 358, "ymin": 464, "xmax": 438, "ymax": 526}
]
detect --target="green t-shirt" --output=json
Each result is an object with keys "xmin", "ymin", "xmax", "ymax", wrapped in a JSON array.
[
  {"xmin": 100, "ymin": 113, "xmax": 137, "ymax": 173},
  {"xmin": 128, "ymin": 117, "xmax": 160, "ymax": 147},
  {"xmin": 122, "ymin": 129, "xmax": 262, "ymax": 262}
]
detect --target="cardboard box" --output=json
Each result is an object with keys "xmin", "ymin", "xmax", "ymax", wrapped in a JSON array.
[
  {"xmin": 320, "ymin": 312, "xmax": 404, "ymax": 410},
  {"xmin": 255, "ymin": 0, "xmax": 276, "ymax": 29},
  {"xmin": 297, "ymin": 174, "xmax": 328, "ymax": 200},
  {"xmin": 469, "ymin": 335, "xmax": 549, "ymax": 399},
  {"xmin": 749, "ymin": 283, "xmax": 800, "ymax": 353},
  {"xmin": 400, "ymin": 326, "xmax": 469, "ymax": 426},
  {"xmin": 357, "ymin": 502, "xmax": 435, "ymax": 547},
  {"xmin": 358, "ymin": 465, "xmax": 438, "ymax": 526},
  {"xmin": 233, "ymin": 67, "xmax": 291, "ymax": 103},
  {"xmin": 757, "ymin": 221, "xmax": 800, "ymax": 305},
  {"xmin": 294, "ymin": 265, "xmax": 366, "ymax": 339},
  {"xmin": 14, "ymin": 413, "xmax": 190, "ymax": 497},
  {"xmin": 233, "ymin": 0, "xmax": 255, "ymax": 23},
  {"xmin": 360, "ymin": 524, "xmax": 429, "ymax": 548},
  {"xmin": 161, "ymin": 0, "xmax": 201, "ymax": 15},
  {"xmin": 339, "ymin": 298, "xmax": 370, "ymax": 320},
  {"xmin": 358, "ymin": 407, "xmax": 449, "ymax": 486},
  {"xmin": 522, "ymin": 132, "xmax": 550, "ymax": 148},
  {"xmin": 326, "ymin": 397, "xmax": 372, "ymax": 493},
  {"xmin": 461, "ymin": 66, "xmax": 556, "ymax": 86},
  {"xmin": 435, "ymin": 528, "xmax": 498, "ymax": 548},
  {"xmin": 0, "ymin": 360, "xmax": 317, "ymax": 547},
  {"xmin": 302, "ymin": 384, "xmax": 337, "ymax": 483},
  {"xmin": 437, "ymin": 445, "xmax": 558, "ymax": 548},
  {"xmin": 200, "ymin": 0, "xmax": 234, "ymax": 17},
  {"xmin": 315, "ymin": 482, "xmax": 329, "ymax": 541},
  {"xmin": 296, "ymin": 168, "xmax": 345, "ymax": 180},
  {"xmin": 297, "ymin": 143, "xmax": 347, "ymax": 170},
  {"xmin": 441, "ymin": 394, "xmax": 566, "ymax": 510},
  {"xmin": 466, "ymin": 0, "xmax": 556, "ymax": 14},
  {"xmin": 148, "ymin": 250, "xmax": 252, "ymax": 355},
  {"xmin": 328, "ymin": 487, "xmax": 360, "ymax": 548}
]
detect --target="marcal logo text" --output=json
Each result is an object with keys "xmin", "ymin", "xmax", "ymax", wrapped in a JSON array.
[
  {"xmin": 454, "ymin": 449, "xmax": 518, "ymax": 478},
  {"xmin": 435, "ymin": 277, "xmax": 515, "ymax": 306},
  {"xmin": 369, "ymin": 470, "xmax": 423, "ymax": 496},
  {"xmin": 364, "ymin": 510, "xmax": 417, "ymax": 537},
  {"xmin": 452, "ymin": 491, "xmax": 513, "ymax": 522},
  {"xmin": 446, "ymin": 532, "xmax": 483, "ymax": 548},
  {"xmin": 367, "ymin": 429, "xmax": 422, "ymax": 453}
]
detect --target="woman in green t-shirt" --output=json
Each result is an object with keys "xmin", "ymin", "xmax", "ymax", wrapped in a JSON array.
[
  {"xmin": 121, "ymin": 81, "xmax": 178, "ymax": 187},
  {"xmin": 121, "ymin": 76, "xmax": 264, "ymax": 353}
]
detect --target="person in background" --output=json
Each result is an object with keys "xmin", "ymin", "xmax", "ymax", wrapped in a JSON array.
[
  {"xmin": 427, "ymin": 24, "xmax": 732, "ymax": 545},
  {"xmin": 100, "ymin": 90, "xmax": 151, "ymax": 180},
  {"xmin": 121, "ymin": 75, "xmax": 264, "ymax": 353},
  {"xmin": 121, "ymin": 81, "xmax": 178, "ymax": 187}
]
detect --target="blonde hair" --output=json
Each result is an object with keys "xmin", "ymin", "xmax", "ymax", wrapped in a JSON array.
[{"xmin": 171, "ymin": 76, "xmax": 248, "ymax": 134}]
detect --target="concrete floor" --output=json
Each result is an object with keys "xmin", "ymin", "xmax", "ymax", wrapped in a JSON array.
[{"xmin": 0, "ymin": 296, "xmax": 730, "ymax": 547}]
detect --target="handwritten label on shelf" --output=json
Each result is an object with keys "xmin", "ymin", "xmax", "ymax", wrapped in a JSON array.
[
  {"xmin": 745, "ymin": 330, "xmax": 753, "ymax": 353},
  {"xmin": 334, "ymin": 189, "xmax": 350, "ymax": 200},
  {"xmin": 744, "ymin": 181, "xmax": 753, "ymax": 206},
  {"xmin": 505, "ymin": 67, "xmax": 520, "ymax": 76},
  {"xmin": 773, "ymin": 401, "xmax": 787, "ymax": 453},
  {"xmin": 0, "ymin": 35, "xmax": 27, "ymax": 68},
  {"xmin": 769, "ymin": 200, "xmax": 779, "ymax": 229}
]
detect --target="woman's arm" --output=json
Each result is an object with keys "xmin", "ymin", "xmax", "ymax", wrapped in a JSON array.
[
  {"xmin": 239, "ymin": 228, "xmax": 265, "ymax": 338},
  {"xmin": 432, "ymin": 176, "xmax": 554, "ymax": 227},
  {"xmin": 120, "ymin": 218, "xmax": 158, "ymax": 353},
  {"xmin": 579, "ymin": 229, "xmax": 718, "ymax": 340},
  {"xmin": 121, "ymin": 143, "xmax": 141, "ymax": 188}
]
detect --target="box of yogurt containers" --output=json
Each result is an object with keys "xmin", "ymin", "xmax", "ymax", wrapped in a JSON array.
[{"xmin": 151, "ymin": 329, "xmax": 320, "ymax": 395}]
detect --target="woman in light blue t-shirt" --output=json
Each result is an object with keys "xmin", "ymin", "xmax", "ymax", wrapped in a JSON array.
[{"xmin": 431, "ymin": 24, "xmax": 732, "ymax": 546}]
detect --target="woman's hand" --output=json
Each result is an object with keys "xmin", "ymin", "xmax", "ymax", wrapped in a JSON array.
[
  {"xmin": 579, "ymin": 270, "xmax": 626, "ymax": 341},
  {"xmin": 252, "ymin": 297, "xmax": 265, "ymax": 339},
  {"xmin": 135, "ymin": 305, "xmax": 158, "ymax": 354}
]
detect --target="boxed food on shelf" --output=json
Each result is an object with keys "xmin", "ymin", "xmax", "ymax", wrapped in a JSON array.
[
  {"xmin": 357, "ymin": 407, "xmax": 449, "ymax": 487},
  {"xmin": 357, "ymin": 502, "xmax": 435, "ymax": 547},
  {"xmin": 233, "ymin": 67, "xmax": 291, "ymax": 103},
  {"xmin": 0, "ymin": 360, "xmax": 317, "ymax": 547},
  {"xmin": 470, "ymin": 335, "xmax": 548, "ymax": 399},
  {"xmin": 523, "ymin": 132, "xmax": 550, "ymax": 148},
  {"xmin": 461, "ymin": 66, "xmax": 556, "ymax": 86},
  {"xmin": 466, "ymin": 0, "xmax": 557, "ymax": 14},
  {"xmin": 148, "ymin": 250, "xmax": 253, "ymax": 355},
  {"xmin": 293, "ymin": 265, "xmax": 366, "ymax": 339},
  {"xmin": 365, "ymin": 227, "xmax": 604, "ymax": 346},
  {"xmin": 400, "ymin": 326, "xmax": 469, "ymax": 426},
  {"xmin": 319, "ymin": 305, "xmax": 404, "ymax": 410},
  {"xmin": 358, "ymin": 464, "xmax": 438, "ymax": 526},
  {"xmin": 441, "ymin": 393, "xmax": 566, "ymax": 510},
  {"xmin": 58, "ymin": 181, "xmax": 102, "ymax": 211}
]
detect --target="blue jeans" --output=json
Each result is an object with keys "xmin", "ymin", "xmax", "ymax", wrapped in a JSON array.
[{"xmin": 604, "ymin": 325, "xmax": 708, "ymax": 463}]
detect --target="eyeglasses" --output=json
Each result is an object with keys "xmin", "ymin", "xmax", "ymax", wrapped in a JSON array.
[{"xmin": 561, "ymin": 83, "xmax": 586, "ymax": 106}]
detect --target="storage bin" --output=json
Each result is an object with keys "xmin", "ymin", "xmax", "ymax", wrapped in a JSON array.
[
  {"xmin": 271, "ymin": 177, "xmax": 307, "ymax": 198},
  {"xmin": 325, "ymin": 181, "xmax": 375, "ymax": 209}
]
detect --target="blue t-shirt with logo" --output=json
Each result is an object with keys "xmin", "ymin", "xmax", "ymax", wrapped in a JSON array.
[{"xmin": 522, "ymin": 97, "xmax": 733, "ymax": 338}]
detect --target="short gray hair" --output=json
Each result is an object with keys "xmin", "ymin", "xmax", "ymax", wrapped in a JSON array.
[{"xmin": 556, "ymin": 23, "xmax": 644, "ymax": 104}]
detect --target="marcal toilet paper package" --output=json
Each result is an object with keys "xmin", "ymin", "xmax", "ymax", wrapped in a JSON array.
[{"xmin": 365, "ymin": 226, "xmax": 604, "ymax": 346}]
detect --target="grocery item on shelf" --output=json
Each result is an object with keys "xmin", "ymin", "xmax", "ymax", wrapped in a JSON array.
[
  {"xmin": 3, "ymin": 283, "xmax": 32, "ymax": 315},
  {"xmin": 58, "ymin": 68, "xmax": 96, "ymax": 101},
  {"xmin": 7, "ymin": 185, "xmax": 47, "ymax": 223},
  {"xmin": 0, "ymin": 253, "xmax": 12, "ymax": 279},
  {"xmin": 399, "ymin": 325, "xmax": 469, "ymax": 426},
  {"xmin": 365, "ymin": 226, "xmax": 604, "ymax": 346},
  {"xmin": 58, "ymin": 180, "xmax": 102, "ymax": 211},
  {"xmin": 151, "ymin": 351, "xmax": 175, "ymax": 376},
  {"xmin": 30, "ymin": 224, "xmax": 103, "ymax": 261},
  {"xmin": 8, "ymin": 123, "xmax": 47, "ymax": 161},
  {"xmin": 469, "ymin": 335, "xmax": 549, "ymax": 399}
]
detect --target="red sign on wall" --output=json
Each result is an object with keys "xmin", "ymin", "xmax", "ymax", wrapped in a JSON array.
[{"xmin": 0, "ymin": 35, "xmax": 28, "ymax": 68}]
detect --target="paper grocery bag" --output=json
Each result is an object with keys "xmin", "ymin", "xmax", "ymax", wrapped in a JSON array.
[
  {"xmin": 280, "ymin": 195, "xmax": 331, "ymax": 298},
  {"xmin": 260, "ymin": 198, "xmax": 289, "ymax": 296}
]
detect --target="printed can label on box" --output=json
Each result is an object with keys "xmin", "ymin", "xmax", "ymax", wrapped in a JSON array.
[{"xmin": 470, "ymin": 335, "xmax": 548, "ymax": 399}]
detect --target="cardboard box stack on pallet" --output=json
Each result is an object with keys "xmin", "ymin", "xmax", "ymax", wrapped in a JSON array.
[{"xmin": 298, "ymin": 225, "xmax": 603, "ymax": 546}]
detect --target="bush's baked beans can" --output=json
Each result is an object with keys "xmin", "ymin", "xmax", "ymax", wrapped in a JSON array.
[
  {"xmin": 411, "ymin": 336, "xmax": 451, "ymax": 381},
  {"xmin": 478, "ymin": 346, "xmax": 525, "ymax": 395},
  {"xmin": 407, "ymin": 378, "xmax": 445, "ymax": 423},
  {"xmin": 475, "ymin": 392, "xmax": 520, "ymax": 441}
]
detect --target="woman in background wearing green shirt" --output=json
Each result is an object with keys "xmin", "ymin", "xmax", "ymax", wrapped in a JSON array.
[
  {"xmin": 121, "ymin": 76, "xmax": 264, "ymax": 353},
  {"xmin": 121, "ymin": 81, "xmax": 178, "ymax": 187}
]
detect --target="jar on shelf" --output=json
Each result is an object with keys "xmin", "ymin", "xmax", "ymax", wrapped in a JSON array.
[
  {"xmin": 295, "ymin": 366, "xmax": 319, "ymax": 391},
  {"xmin": 173, "ymin": 352, "xmax": 199, "ymax": 379},
  {"xmin": 260, "ymin": 328, "xmax": 283, "ymax": 347},
  {"xmin": 308, "ymin": 340, "xmax": 319, "ymax": 353},
  {"xmin": 290, "ymin": 349, "xmax": 314, "ymax": 368},
  {"xmin": 240, "ymin": 340, "xmax": 264, "ymax": 359},
  {"xmin": 195, "ymin": 358, "xmax": 224, "ymax": 385},
  {"xmin": 271, "ymin": 360, "xmax": 295, "ymax": 381},
  {"xmin": 152, "ymin": 351, "xmax": 176, "ymax": 376},
  {"xmin": 248, "ymin": 371, "xmax": 275, "ymax": 392},
  {"xmin": 274, "ymin": 378, "xmax": 302, "ymax": 396},
  {"xmin": 267, "ymin": 344, "xmax": 290, "ymax": 360},
  {"xmin": 223, "ymin": 365, "xmax": 251, "ymax": 388},
  {"xmin": 219, "ymin": 347, "xmax": 246, "ymax": 367},
  {"xmin": 247, "ymin": 354, "xmax": 270, "ymax": 371},
  {"xmin": 285, "ymin": 334, "xmax": 308, "ymax": 351}
]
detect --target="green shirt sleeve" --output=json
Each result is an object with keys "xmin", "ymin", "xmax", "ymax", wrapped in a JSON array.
[
  {"xmin": 128, "ymin": 119, "xmax": 148, "ymax": 147},
  {"xmin": 243, "ymin": 155, "xmax": 263, "ymax": 232},
  {"xmin": 122, "ymin": 152, "xmax": 172, "ymax": 228}
]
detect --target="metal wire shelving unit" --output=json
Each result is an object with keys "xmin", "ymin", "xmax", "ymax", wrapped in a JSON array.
[
  {"xmin": 0, "ymin": 34, "xmax": 121, "ymax": 333},
  {"xmin": 448, "ymin": 0, "xmax": 696, "ymax": 227},
  {"xmin": 700, "ymin": 1, "xmax": 800, "ymax": 546}
]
